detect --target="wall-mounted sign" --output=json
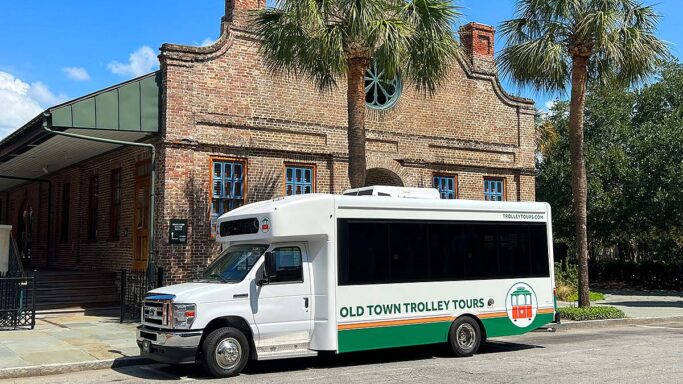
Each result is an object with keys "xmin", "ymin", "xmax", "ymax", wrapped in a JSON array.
[{"xmin": 169, "ymin": 219, "xmax": 188, "ymax": 245}]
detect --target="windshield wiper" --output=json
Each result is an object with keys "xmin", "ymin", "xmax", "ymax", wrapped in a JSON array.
[{"xmin": 206, "ymin": 273, "xmax": 229, "ymax": 283}]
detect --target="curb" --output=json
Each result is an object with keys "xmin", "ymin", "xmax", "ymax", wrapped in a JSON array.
[
  {"xmin": 0, "ymin": 356, "xmax": 153, "ymax": 380},
  {"xmin": 544, "ymin": 316, "xmax": 683, "ymax": 332}
]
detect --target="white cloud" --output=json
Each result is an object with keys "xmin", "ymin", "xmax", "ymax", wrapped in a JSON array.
[
  {"xmin": 62, "ymin": 67, "xmax": 90, "ymax": 81},
  {"xmin": 0, "ymin": 71, "xmax": 68, "ymax": 139},
  {"xmin": 107, "ymin": 46, "xmax": 159, "ymax": 78},
  {"xmin": 28, "ymin": 81, "xmax": 67, "ymax": 106},
  {"xmin": 200, "ymin": 38, "xmax": 215, "ymax": 47},
  {"xmin": 544, "ymin": 100, "xmax": 556, "ymax": 111}
]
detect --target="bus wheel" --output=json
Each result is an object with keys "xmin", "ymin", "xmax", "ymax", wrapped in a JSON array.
[
  {"xmin": 448, "ymin": 317, "xmax": 481, "ymax": 357},
  {"xmin": 201, "ymin": 327, "xmax": 250, "ymax": 378}
]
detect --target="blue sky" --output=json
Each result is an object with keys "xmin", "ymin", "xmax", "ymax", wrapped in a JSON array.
[{"xmin": 1, "ymin": 0, "xmax": 681, "ymax": 138}]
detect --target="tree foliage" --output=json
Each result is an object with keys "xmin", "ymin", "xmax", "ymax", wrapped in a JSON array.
[
  {"xmin": 499, "ymin": 0, "xmax": 670, "ymax": 93},
  {"xmin": 537, "ymin": 61, "xmax": 683, "ymax": 262},
  {"xmin": 252, "ymin": 0, "xmax": 462, "ymax": 93}
]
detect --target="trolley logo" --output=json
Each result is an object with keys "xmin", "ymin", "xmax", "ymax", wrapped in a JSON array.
[
  {"xmin": 260, "ymin": 217, "xmax": 270, "ymax": 233},
  {"xmin": 505, "ymin": 283, "xmax": 538, "ymax": 328}
]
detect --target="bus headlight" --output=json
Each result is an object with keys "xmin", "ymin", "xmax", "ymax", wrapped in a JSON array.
[{"xmin": 172, "ymin": 303, "xmax": 196, "ymax": 329}]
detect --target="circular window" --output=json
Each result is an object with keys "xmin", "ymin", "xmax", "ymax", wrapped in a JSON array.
[{"xmin": 365, "ymin": 62, "xmax": 402, "ymax": 110}]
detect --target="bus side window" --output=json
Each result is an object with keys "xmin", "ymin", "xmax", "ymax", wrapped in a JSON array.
[{"xmin": 269, "ymin": 247, "xmax": 303, "ymax": 283}]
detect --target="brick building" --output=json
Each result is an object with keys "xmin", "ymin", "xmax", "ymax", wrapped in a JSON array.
[{"xmin": 0, "ymin": 0, "xmax": 535, "ymax": 289}]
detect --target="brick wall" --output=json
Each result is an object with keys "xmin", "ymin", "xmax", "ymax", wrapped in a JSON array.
[
  {"xmin": 0, "ymin": 146, "xmax": 152, "ymax": 272},
  {"xmin": 154, "ymin": 3, "xmax": 536, "ymax": 282}
]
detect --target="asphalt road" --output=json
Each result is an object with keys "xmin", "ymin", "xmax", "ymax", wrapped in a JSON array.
[{"xmin": 3, "ymin": 321, "xmax": 682, "ymax": 384}]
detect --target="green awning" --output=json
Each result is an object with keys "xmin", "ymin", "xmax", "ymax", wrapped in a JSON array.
[{"xmin": 49, "ymin": 72, "xmax": 160, "ymax": 132}]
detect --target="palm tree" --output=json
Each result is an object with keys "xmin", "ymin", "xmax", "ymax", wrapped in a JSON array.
[
  {"xmin": 499, "ymin": 0, "xmax": 669, "ymax": 307},
  {"xmin": 252, "ymin": 0, "xmax": 462, "ymax": 188}
]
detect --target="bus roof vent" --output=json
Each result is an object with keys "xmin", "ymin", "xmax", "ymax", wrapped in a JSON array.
[{"xmin": 342, "ymin": 186, "xmax": 441, "ymax": 199}]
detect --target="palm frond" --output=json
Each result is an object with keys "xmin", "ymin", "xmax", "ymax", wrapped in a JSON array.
[
  {"xmin": 499, "ymin": 0, "xmax": 670, "ymax": 92},
  {"xmin": 253, "ymin": 0, "xmax": 462, "ymax": 94},
  {"xmin": 251, "ymin": 2, "xmax": 346, "ymax": 90},
  {"xmin": 401, "ymin": 0, "xmax": 462, "ymax": 94},
  {"xmin": 499, "ymin": 36, "xmax": 570, "ymax": 92}
]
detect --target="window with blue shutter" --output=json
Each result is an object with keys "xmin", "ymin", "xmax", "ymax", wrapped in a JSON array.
[
  {"xmin": 285, "ymin": 165, "xmax": 314, "ymax": 196},
  {"xmin": 484, "ymin": 178, "xmax": 504, "ymax": 201},
  {"xmin": 433, "ymin": 175, "xmax": 456, "ymax": 199},
  {"xmin": 211, "ymin": 160, "xmax": 245, "ymax": 236}
]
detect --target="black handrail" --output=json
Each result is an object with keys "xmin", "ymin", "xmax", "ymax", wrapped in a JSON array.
[
  {"xmin": 120, "ymin": 267, "xmax": 164, "ymax": 323},
  {"xmin": 0, "ymin": 274, "xmax": 36, "ymax": 330}
]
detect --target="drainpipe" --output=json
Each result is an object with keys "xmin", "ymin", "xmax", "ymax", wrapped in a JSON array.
[{"xmin": 42, "ymin": 114, "xmax": 158, "ymax": 275}]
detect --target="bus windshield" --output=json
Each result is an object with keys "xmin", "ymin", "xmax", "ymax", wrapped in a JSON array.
[{"xmin": 199, "ymin": 244, "xmax": 268, "ymax": 283}]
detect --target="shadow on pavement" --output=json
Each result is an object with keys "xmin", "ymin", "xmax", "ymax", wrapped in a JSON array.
[
  {"xmin": 601, "ymin": 300, "xmax": 683, "ymax": 308},
  {"xmin": 112, "ymin": 340, "xmax": 543, "ymax": 380},
  {"xmin": 595, "ymin": 289, "xmax": 683, "ymax": 297}
]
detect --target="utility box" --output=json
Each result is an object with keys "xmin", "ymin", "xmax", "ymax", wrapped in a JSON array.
[{"xmin": 0, "ymin": 225, "xmax": 11, "ymax": 274}]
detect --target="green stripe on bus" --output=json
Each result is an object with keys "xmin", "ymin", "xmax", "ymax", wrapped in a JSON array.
[
  {"xmin": 337, "ymin": 313, "xmax": 555, "ymax": 353},
  {"xmin": 338, "ymin": 321, "xmax": 451, "ymax": 353},
  {"xmin": 481, "ymin": 313, "xmax": 554, "ymax": 338}
]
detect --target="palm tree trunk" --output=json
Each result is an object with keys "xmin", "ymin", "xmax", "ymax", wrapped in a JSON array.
[
  {"xmin": 568, "ymin": 55, "xmax": 590, "ymax": 308},
  {"xmin": 346, "ymin": 57, "xmax": 369, "ymax": 188}
]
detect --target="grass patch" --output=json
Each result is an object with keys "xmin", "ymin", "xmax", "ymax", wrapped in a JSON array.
[
  {"xmin": 564, "ymin": 291, "xmax": 605, "ymax": 302},
  {"xmin": 558, "ymin": 306, "xmax": 625, "ymax": 321},
  {"xmin": 556, "ymin": 285, "xmax": 605, "ymax": 302}
]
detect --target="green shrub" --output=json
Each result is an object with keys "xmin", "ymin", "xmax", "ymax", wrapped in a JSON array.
[
  {"xmin": 564, "ymin": 291, "xmax": 605, "ymax": 302},
  {"xmin": 558, "ymin": 306, "xmax": 625, "ymax": 321},
  {"xmin": 555, "ymin": 260, "xmax": 578, "ymax": 288}
]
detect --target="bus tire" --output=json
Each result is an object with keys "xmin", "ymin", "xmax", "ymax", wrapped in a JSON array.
[
  {"xmin": 448, "ymin": 317, "xmax": 481, "ymax": 357},
  {"xmin": 201, "ymin": 327, "xmax": 250, "ymax": 378}
]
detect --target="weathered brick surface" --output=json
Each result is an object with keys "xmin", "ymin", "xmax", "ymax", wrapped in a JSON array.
[{"xmin": 0, "ymin": 1, "xmax": 535, "ymax": 281}]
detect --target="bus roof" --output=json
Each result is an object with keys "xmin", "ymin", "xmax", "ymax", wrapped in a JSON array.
[
  {"xmin": 216, "ymin": 194, "xmax": 551, "ymax": 244},
  {"xmin": 224, "ymin": 193, "xmax": 550, "ymax": 217}
]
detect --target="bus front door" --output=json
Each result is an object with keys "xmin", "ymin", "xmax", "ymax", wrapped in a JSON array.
[{"xmin": 252, "ymin": 244, "xmax": 312, "ymax": 352}]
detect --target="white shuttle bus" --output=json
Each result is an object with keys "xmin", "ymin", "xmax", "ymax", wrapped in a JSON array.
[{"xmin": 137, "ymin": 189, "xmax": 557, "ymax": 378}]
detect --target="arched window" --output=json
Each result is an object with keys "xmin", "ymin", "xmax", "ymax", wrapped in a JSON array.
[{"xmin": 365, "ymin": 62, "xmax": 402, "ymax": 110}]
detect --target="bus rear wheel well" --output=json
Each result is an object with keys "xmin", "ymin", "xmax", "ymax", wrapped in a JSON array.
[{"xmin": 198, "ymin": 316, "xmax": 257, "ymax": 360}]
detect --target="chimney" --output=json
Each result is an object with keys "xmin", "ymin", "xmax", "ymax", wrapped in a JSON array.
[
  {"xmin": 459, "ymin": 22, "xmax": 496, "ymax": 74},
  {"xmin": 223, "ymin": 0, "xmax": 265, "ymax": 27}
]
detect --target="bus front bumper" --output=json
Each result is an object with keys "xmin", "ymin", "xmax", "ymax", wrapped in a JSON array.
[{"xmin": 137, "ymin": 325, "xmax": 202, "ymax": 364}]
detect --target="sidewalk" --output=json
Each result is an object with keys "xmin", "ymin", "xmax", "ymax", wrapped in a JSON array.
[
  {"xmin": 0, "ymin": 315, "xmax": 140, "ymax": 372},
  {"xmin": 558, "ymin": 289, "xmax": 683, "ymax": 318}
]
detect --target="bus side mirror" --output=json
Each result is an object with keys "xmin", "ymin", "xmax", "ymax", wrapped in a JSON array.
[{"xmin": 257, "ymin": 252, "xmax": 275, "ymax": 286}]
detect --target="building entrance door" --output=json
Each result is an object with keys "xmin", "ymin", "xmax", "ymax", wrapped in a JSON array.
[{"xmin": 133, "ymin": 161, "xmax": 151, "ymax": 271}]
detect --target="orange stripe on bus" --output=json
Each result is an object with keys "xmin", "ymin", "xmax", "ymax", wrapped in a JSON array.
[
  {"xmin": 338, "ymin": 316, "xmax": 454, "ymax": 330},
  {"xmin": 477, "ymin": 311, "xmax": 508, "ymax": 319},
  {"xmin": 338, "ymin": 308, "xmax": 556, "ymax": 330}
]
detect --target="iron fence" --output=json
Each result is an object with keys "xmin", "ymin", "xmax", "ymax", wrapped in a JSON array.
[
  {"xmin": 120, "ymin": 267, "xmax": 164, "ymax": 323},
  {"xmin": 0, "ymin": 273, "xmax": 36, "ymax": 330}
]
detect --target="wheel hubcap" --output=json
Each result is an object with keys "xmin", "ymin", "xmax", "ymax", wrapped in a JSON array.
[
  {"xmin": 215, "ymin": 337, "xmax": 241, "ymax": 369},
  {"xmin": 456, "ymin": 323, "xmax": 476, "ymax": 350}
]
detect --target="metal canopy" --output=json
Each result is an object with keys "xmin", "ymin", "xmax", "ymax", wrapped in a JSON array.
[
  {"xmin": 0, "ymin": 72, "xmax": 161, "ymax": 192},
  {"xmin": 50, "ymin": 72, "xmax": 160, "ymax": 132},
  {"xmin": 0, "ymin": 129, "xmax": 151, "ymax": 191}
]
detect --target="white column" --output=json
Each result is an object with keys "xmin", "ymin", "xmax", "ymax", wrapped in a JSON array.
[{"xmin": 0, "ymin": 225, "xmax": 12, "ymax": 274}]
